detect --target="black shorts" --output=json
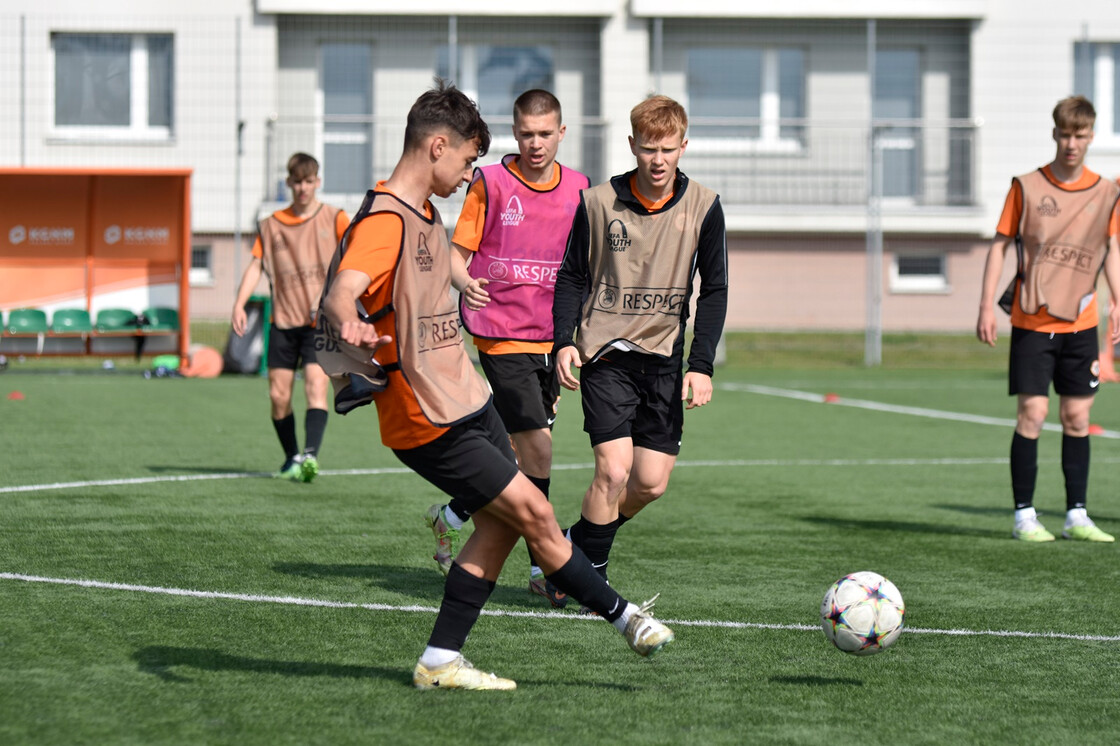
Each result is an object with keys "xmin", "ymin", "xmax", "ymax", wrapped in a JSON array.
[
  {"xmin": 580, "ymin": 358, "xmax": 683, "ymax": 455},
  {"xmin": 392, "ymin": 403, "xmax": 519, "ymax": 517},
  {"xmin": 478, "ymin": 351, "xmax": 560, "ymax": 433},
  {"xmin": 268, "ymin": 325, "xmax": 319, "ymax": 371},
  {"xmin": 1009, "ymin": 326, "xmax": 1101, "ymax": 397}
]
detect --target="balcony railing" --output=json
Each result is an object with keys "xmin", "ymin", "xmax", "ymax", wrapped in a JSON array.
[
  {"xmin": 683, "ymin": 117, "xmax": 980, "ymax": 211},
  {"xmin": 264, "ymin": 115, "xmax": 609, "ymax": 218},
  {"xmin": 264, "ymin": 116, "xmax": 980, "ymax": 217}
]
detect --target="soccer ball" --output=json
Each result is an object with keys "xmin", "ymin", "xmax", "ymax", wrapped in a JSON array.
[{"xmin": 820, "ymin": 571, "xmax": 905, "ymax": 656}]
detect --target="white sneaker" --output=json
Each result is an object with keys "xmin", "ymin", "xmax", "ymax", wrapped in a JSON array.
[
  {"xmin": 1013, "ymin": 516, "xmax": 1055, "ymax": 542},
  {"xmin": 413, "ymin": 655, "xmax": 516, "ymax": 690},
  {"xmin": 623, "ymin": 594, "xmax": 675, "ymax": 657}
]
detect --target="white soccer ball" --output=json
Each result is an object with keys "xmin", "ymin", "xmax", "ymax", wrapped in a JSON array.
[{"xmin": 820, "ymin": 571, "xmax": 905, "ymax": 656}]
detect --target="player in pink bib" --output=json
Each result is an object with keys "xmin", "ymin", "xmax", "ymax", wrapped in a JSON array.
[{"xmin": 424, "ymin": 90, "xmax": 590, "ymax": 605}]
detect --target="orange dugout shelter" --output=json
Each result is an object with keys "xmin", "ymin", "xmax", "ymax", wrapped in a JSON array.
[{"xmin": 0, "ymin": 168, "xmax": 192, "ymax": 364}]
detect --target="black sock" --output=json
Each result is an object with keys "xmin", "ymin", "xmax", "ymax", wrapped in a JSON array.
[
  {"xmin": 427, "ymin": 563, "xmax": 495, "ymax": 651},
  {"xmin": 1010, "ymin": 432, "xmax": 1038, "ymax": 511},
  {"xmin": 616, "ymin": 512, "xmax": 631, "ymax": 527},
  {"xmin": 546, "ymin": 545, "xmax": 627, "ymax": 622},
  {"xmin": 304, "ymin": 408, "xmax": 328, "ymax": 457},
  {"xmin": 524, "ymin": 475, "xmax": 551, "ymax": 568},
  {"xmin": 273, "ymin": 414, "xmax": 299, "ymax": 463},
  {"xmin": 1062, "ymin": 433, "xmax": 1090, "ymax": 511},
  {"xmin": 570, "ymin": 516, "xmax": 619, "ymax": 581}
]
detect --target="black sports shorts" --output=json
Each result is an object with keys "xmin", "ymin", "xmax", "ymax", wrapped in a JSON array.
[
  {"xmin": 580, "ymin": 356, "xmax": 683, "ymax": 455},
  {"xmin": 268, "ymin": 324, "xmax": 319, "ymax": 371},
  {"xmin": 478, "ymin": 351, "xmax": 560, "ymax": 433},
  {"xmin": 392, "ymin": 403, "xmax": 519, "ymax": 517},
  {"xmin": 1008, "ymin": 326, "xmax": 1100, "ymax": 397}
]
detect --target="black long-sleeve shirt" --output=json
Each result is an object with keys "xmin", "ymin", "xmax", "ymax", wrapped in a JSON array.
[{"xmin": 552, "ymin": 169, "xmax": 728, "ymax": 376}]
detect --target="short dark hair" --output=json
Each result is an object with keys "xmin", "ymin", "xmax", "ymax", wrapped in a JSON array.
[
  {"xmin": 286, "ymin": 152, "xmax": 319, "ymax": 182},
  {"xmin": 403, "ymin": 79, "xmax": 491, "ymax": 157},
  {"xmin": 513, "ymin": 89, "xmax": 562, "ymax": 123}
]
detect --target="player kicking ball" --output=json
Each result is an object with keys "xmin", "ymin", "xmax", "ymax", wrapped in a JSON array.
[{"xmin": 318, "ymin": 81, "xmax": 674, "ymax": 690}]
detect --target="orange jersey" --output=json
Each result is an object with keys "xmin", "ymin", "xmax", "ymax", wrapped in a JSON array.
[
  {"xmin": 252, "ymin": 205, "xmax": 349, "ymax": 258},
  {"xmin": 338, "ymin": 186, "xmax": 450, "ymax": 450},
  {"xmin": 452, "ymin": 158, "xmax": 561, "ymax": 356},
  {"xmin": 996, "ymin": 166, "xmax": 1120, "ymax": 333}
]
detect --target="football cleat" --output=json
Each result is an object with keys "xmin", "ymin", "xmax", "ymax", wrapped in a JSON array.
[
  {"xmin": 624, "ymin": 594, "xmax": 674, "ymax": 657},
  {"xmin": 274, "ymin": 455, "xmax": 304, "ymax": 482},
  {"xmin": 1013, "ymin": 516, "xmax": 1055, "ymax": 542},
  {"xmin": 1062, "ymin": 520, "xmax": 1115, "ymax": 542},
  {"xmin": 425, "ymin": 504, "xmax": 460, "ymax": 576},
  {"xmin": 528, "ymin": 575, "xmax": 569, "ymax": 608},
  {"xmin": 298, "ymin": 454, "xmax": 319, "ymax": 483},
  {"xmin": 413, "ymin": 655, "xmax": 516, "ymax": 691}
]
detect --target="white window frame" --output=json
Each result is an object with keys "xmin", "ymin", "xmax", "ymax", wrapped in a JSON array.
[
  {"xmin": 890, "ymin": 253, "xmax": 949, "ymax": 294},
  {"xmin": 1079, "ymin": 43, "xmax": 1118, "ymax": 144},
  {"xmin": 49, "ymin": 33, "xmax": 173, "ymax": 143},
  {"xmin": 686, "ymin": 47, "xmax": 804, "ymax": 156},
  {"xmin": 189, "ymin": 244, "xmax": 214, "ymax": 287},
  {"xmin": 315, "ymin": 42, "xmax": 374, "ymax": 201}
]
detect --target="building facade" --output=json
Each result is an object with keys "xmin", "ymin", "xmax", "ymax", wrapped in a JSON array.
[{"xmin": 3, "ymin": 0, "xmax": 1120, "ymax": 332}]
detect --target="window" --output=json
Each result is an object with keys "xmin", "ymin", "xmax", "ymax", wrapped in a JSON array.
[
  {"xmin": 1074, "ymin": 42, "xmax": 1119, "ymax": 139},
  {"xmin": 686, "ymin": 47, "xmax": 804, "ymax": 149},
  {"xmin": 52, "ymin": 33, "xmax": 173, "ymax": 139},
  {"xmin": 438, "ymin": 46, "xmax": 553, "ymax": 119},
  {"xmin": 874, "ymin": 48, "xmax": 922, "ymax": 200},
  {"xmin": 190, "ymin": 245, "xmax": 213, "ymax": 287},
  {"xmin": 890, "ymin": 253, "xmax": 948, "ymax": 293},
  {"xmin": 320, "ymin": 44, "xmax": 372, "ymax": 196}
]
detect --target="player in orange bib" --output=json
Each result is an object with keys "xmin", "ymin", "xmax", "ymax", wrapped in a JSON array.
[
  {"xmin": 232, "ymin": 153, "xmax": 348, "ymax": 482},
  {"xmin": 319, "ymin": 81, "xmax": 674, "ymax": 690},
  {"xmin": 976, "ymin": 96, "xmax": 1120, "ymax": 543}
]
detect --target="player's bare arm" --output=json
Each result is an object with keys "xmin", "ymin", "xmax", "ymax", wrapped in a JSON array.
[
  {"xmin": 682, "ymin": 371, "xmax": 712, "ymax": 410},
  {"xmin": 450, "ymin": 242, "xmax": 490, "ymax": 310},
  {"xmin": 1103, "ymin": 235, "xmax": 1120, "ymax": 344},
  {"xmin": 324, "ymin": 268, "xmax": 392, "ymax": 351},
  {"xmin": 976, "ymin": 234, "xmax": 1013, "ymax": 347},
  {"xmin": 555, "ymin": 345, "xmax": 582, "ymax": 391},
  {"xmin": 231, "ymin": 256, "xmax": 264, "ymax": 337}
]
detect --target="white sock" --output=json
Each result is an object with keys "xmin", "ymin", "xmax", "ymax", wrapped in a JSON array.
[
  {"xmin": 419, "ymin": 646, "xmax": 460, "ymax": 668},
  {"xmin": 1065, "ymin": 507, "xmax": 1089, "ymax": 527},
  {"xmin": 529, "ymin": 565, "xmax": 542, "ymax": 578},
  {"xmin": 612, "ymin": 602, "xmax": 639, "ymax": 634},
  {"xmin": 441, "ymin": 506, "xmax": 465, "ymax": 531},
  {"xmin": 1014, "ymin": 507, "xmax": 1038, "ymax": 524}
]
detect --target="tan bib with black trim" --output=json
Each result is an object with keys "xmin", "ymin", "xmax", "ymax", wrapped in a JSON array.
[
  {"xmin": 576, "ymin": 180, "xmax": 717, "ymax": 362},
  {"xmin": 315, "ymin": 191, "xmax": 490, "ymax": 427},
  {"xmin": 1016, "ymin": 170, "xmax": 1120, "ymax": 321},
  {"xmin": 259, "ymin": 205, "xmax": 341, "ymax": 329}
]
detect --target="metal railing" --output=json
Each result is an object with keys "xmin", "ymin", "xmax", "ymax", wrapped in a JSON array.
[
  {"xmin": 683, "ymin": 118, "xmax": 980, "ymax": 210},
  {"xmin": 265, "ymin": 115, "xmax": 980, "ymax": 214}
]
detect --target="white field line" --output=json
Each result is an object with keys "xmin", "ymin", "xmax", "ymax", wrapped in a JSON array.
[
  {"xmin": 12, "ymin": 456, "xmax": 1120, "ymax": 495},
  {"xmin": 2, "ymin": 384, "xmax": 1115, "ymax": 495},
  {"xmin": 3, "ymin": 571, "xmax": 1118, "ymax": 643},
  {"xmin": 722, "ymin": 382, "xmax": 1120, "ymax": 439}
]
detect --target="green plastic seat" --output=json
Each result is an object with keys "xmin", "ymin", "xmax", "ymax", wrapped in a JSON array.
[
  {"xmin": 142, "ymin": 307, "xmax": 180, "ymax": 332},
  {"xmin": 51, "ymin": 308, "xmax": 93, "ymax": 334},
  {"xmin": 6, "ymin": 308, "xmax": 49, "ymax": 335},
  {"xmin": 95, "ymin": 308, "xmax": 138, "ymax": 333}
]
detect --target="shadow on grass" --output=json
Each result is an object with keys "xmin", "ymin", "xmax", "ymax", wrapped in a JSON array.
[
  {"xmin": 272, "ymin": 562, "xmax": 444, "ymax": 597},
  {"xmin": 272, "ymin": 562, "xmax": 607, "ymax": 612},
  {"xmin": 935, "ymin": 503, "xmax": 1120, "ymax": 524},
  {"xmin": 133, "ymin": 646, "xmax": 407, "ymax": 685},
  {"xmin": 801, "ymin": 516, "xmax": 1004, "ymax": 539},
  {"xmin": 144, "ymin": 465, "xmax": 261, "ymax": 475},
  {"xmin": 769, "ymin": 675, "xmax": 863, "ymax": 687}
]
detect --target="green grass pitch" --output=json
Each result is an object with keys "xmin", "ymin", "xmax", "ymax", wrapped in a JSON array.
[{"xmin": 3, "ymin": 333, "xmax": 1120, "ymax": 744}]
